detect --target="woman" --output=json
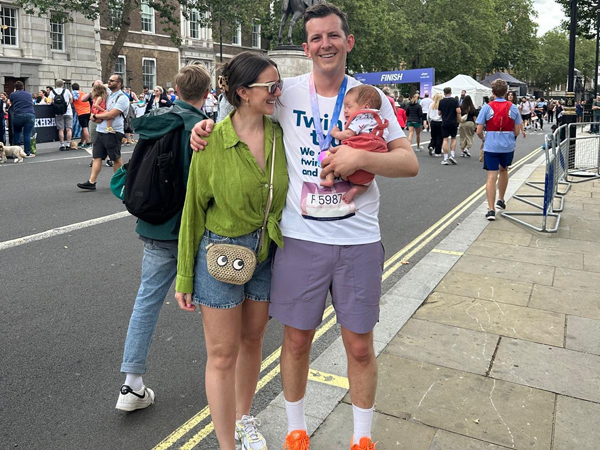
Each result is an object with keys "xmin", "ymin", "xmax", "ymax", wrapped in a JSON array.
[
  {"xmin": 406, "ymin": 94, "xmax": 423, "ymax": 151},
  {"xmin": 71, "ymin": 83, "xmax": 92, "ymax": 148},
  {"xmin": 9, "ymin": 81, "xmax": 36, "ymax": 157},
  {"xmin": 175, "ymin": 52, "xmax": 287, "ymax": 450},
  {"xmin": 458, "ymin": 95, "xmax": 477, "ymax": 157},
  {"xmin": 0, "ymin": 92, "xmax": 6, "ymax": 144},
  {"xmin": 427, "ymin": 93, "xmax": 443, "ymax": 156},
  {"xmin": 144, "ymin": 86, "xmax": 172, "ymax": 114},
  {"xmin": 507, "ymin": 91, "xmax": 517, "ymax": 105}
]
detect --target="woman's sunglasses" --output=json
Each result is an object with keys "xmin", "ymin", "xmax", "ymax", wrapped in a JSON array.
[{"xmin": 247, "ymin": 79, "xmax": 283, "ymax": 95}]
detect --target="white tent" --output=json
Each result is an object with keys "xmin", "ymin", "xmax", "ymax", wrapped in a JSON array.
[{"xmin": 431, "ymin": 74, "xmax": 492, "ymax": 108}]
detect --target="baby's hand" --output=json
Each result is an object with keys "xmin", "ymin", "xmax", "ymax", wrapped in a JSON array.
[{"xmin": 330, "ymin": 126, "xmax": 341, "ymax": 136}]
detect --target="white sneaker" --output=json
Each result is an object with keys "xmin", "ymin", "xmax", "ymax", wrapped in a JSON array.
[
  {"xmin": 441, "ymin": 159, "xmax": 449, "ymax": 165},
  {"xmin": 235, "ymin": 415, "xmax": 267, "ymax": 450},
  {"xmin": 115, "ymin": 385, "xmax": 155, "ymax": 411},
  {"xmin": 448, "ymin": 155, "xmax": 457, "ymax": 165},
  {"xmin": 417, "ymin": 146, "xmax": 423, "ymax": 152}
]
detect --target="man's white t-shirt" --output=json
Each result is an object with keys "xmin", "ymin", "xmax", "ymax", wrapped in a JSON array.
[
  {"xmin": 49, "ymin": 88, "xmax": 73, "ymax": 116},
  {"xmin": 274, "ymin": 74, "xmax": 405, "ymax": 246},
  {"xmin": 420, "ymin": 97, "xmax": 433, "ymax": 114},
  {"xmin": 96, "ymin": 90, "xmax": 130, "ymax": 134}
]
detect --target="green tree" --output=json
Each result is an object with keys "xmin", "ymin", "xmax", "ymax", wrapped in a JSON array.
[
  {"xmin": 16, "ymin": 0, "xmax": 264, "ymax": 78},
  {"xmin": 531, "ymin": 29, "xmax": 569, "ymax": 91},
  {"xmin": 557, "ymin": 0, "xmax": 598, "ymax": 38}
]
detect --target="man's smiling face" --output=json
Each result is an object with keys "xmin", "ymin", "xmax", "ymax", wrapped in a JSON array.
[{"xmin": 302, "ymin": 14, "xmax": 354, "ymax": 77}]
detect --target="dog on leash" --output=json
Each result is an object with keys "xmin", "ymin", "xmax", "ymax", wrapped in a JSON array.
[{"xmin": 0, "ymin": 142, "xmax": 28, "ymax": 163}]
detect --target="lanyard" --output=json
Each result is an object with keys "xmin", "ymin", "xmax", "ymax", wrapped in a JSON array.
[{"xmin": 308, "ymin": 74, "xmax": 347, "ymax": 159}]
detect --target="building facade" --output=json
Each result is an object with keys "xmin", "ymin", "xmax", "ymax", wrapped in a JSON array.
[{"xmin": 0, "ymin": 1, "xmax": 101, "ymax": 94}]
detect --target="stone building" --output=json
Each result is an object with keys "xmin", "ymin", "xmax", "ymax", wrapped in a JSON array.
[{"xmin": 0, "ymin": 1, "xmax": 100, "ymax": 94}]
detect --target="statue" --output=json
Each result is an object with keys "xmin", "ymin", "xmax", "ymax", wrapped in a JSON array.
[{"xmin": 277, "ymin": 0, "xmax": 319, "ymax": 47}]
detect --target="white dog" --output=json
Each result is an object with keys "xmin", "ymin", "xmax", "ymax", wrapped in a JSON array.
[{"xmin": 0, "ymin": 142, "xmax": 28, "ymax": 163}]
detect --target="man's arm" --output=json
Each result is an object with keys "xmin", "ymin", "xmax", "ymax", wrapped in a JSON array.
[
  {"xmin": 455, "ymin": 106, "xmax": 461, "ymax": 122},
  {"xmin": 476, "ymin": 124, "xmax": 485, "ymax": 141},
  {"xmin": 320, "ymin": 137, "xmax": 418, "ymax": 179}
]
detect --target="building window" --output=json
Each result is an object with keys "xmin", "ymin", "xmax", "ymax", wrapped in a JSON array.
[
  {"xmin": 115, "ymin": 56, "xmax": 126, "ymax": 84},
  {"xmin": 50, "ymin": 14, "xmax": 65, "ymax": 51},
  {"xmin": 141, "ymin": 0, "xmax": 154, "ymax": 33},
  {"xmin": 232, "ymin": 23, "xmax": 241, "ymax": 46},
  {"xmin": 252, "ymin": 20, "xmax": 261, "ymax": 48},
  {"xmin": 189, "ymin": 10, "xmax": 200, "ymax": 39},
  {"xmin": 1, "ymin": 7, "xmax": 18, "ymax": 47},
  {"xmin": 109, "ymin": 0, "xmax": 123, "ymax": 29},
  {"xmin": 142, "ymin": 58, "xmax": 156, "ymax": 88}
]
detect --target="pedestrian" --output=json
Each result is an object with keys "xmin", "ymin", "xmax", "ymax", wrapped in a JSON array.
[
  {"xmin": 0, "ymin": 92, "xmax": 6, "ymax": 145},
  {"xmin": 547, "ymin": 99, "xmax": 555, "ymax": 123},
  {"xmin": 406, "ymin": 94, "xmax": 423, "ymax": 151},
  {"xmin": 382, "ymin": 87, "xmax": 396, "ymax": 113},
  {"xmin": 459, "ymin": 95, "xmax": 476, "ymax": 157},
  {"xmin": 203, "ymin": 90, "xmax": 217, "ymax": 120},
  {"xmin": 145, "ymin": 86, "xmax": 172, "ymax": 114},
  {"xmin": 71, "ymin": 83, "xmax": 92, "ymax": 148},
  {"xmin": 459, "ymin": 89, "xmax": 466, "ymax": 105},
  {"xmin": 592, "ymin": 96, "xmax": 600, "ymax": 134},
  {"xmin": 476, "ymin": 79, "xmax": 522, "ymax": 221},
  {"xmin": 427, "ymin": 93, "xmax": 443, "ymax": 156},
  {"xmin": 48, "ymin": 79, "xmax": 73, "ymax": 151},
  {"xmin": 507, "ymin": 91, "xmax": 517, "ymax": 105},
  {"xmin": 189, "ymin": 4, "xmax": 418, "ymax": 450},
  {"xmin": 175, "ymin": 52, "xmax": 288, "ymax": 450},
  {"xmin": 8, "ymin": 81, "xmax": 36, "ymax": 157},
  {"xmin": 519, "ymin": 96, "xmax": 531, "ymax": 130},
  {"xmin": 167, "ymin": 87, "xmax": 176, "ymax": 102},
  {"xmin": 142, "ymin": 85, "xmax": 152, "ymax": 103},
  {"xmin": 438, "ymin": 86, "xmax": 461, "ymax": 165},
  {"xmin": 76, "ymin": 74, "xmax": 130, "ymax": 190},
  {"xmin": 576, "ymin": 100, "xmax": 584, "ymax": 123},
  {"xmin": 115, "ymin": 63, "xmax": 211, "ymax": 413},
  {"xmin": 420, "ymin": 93, "xmax": 433, "ymax": 132},
  {"xmin": 395, "ymin": 101, "xmax": 407, "ymax": 128},
  {"xmin": 123, "ymin": 86, "xmax": 138, "ymax": 145},
  {"xmin": 534, "ymin": 98, "xmax": 546, "ymax": 130}
]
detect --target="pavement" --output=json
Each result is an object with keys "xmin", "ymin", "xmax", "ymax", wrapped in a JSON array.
[{"xmin": 254, "ymin": 152, "xmax": 600, "ymax": 449}]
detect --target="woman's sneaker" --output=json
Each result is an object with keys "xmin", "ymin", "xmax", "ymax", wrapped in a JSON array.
[
  {"xmin": 486, "ymin": 210, "xmax": 496, "ymax": 221},
  {"xmin": 235, "ymin": 415, "xmax": 267, "ymax": 450},
  {"xmin": 115, "ymin": 384, "xmax": 155, "ymax": 411},
  {"xmin": 496, "ymin": 199, "xmax": 506, "ymax": 210}
]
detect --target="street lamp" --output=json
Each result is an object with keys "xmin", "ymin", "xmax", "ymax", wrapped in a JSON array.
[
  {"xmin": 564, "ymin": 0, "xmax": 578, "ymax": 169},
  {"xmin": 595, "ymin": 2, "xmax": 600, "ymax": 98}
]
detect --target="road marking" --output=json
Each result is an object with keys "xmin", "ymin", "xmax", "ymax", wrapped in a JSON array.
[
  {"xmin": 308, "ymin": 370, "xmax": 349, "ymax": 389},
  {"xmin": 431, "ymin": 249, "xmax": 464, "ymax": 256},
  {"xmin": 0, "ymin": 150, "xmax": 134, "ymax": 166},
  {"xmin": 153, "ymin": 144, "xmax": 544, "ymax": 449},
  {"xmin": 0, "ymin": 211, "xmax": 131, "ymax": 251}
]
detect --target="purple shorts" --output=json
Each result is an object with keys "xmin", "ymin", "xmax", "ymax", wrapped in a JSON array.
[{"xmin": 269, "ymin": 237, "xmax": 384, "ymax": 334}]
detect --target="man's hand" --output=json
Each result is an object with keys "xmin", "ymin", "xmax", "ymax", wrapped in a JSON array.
[
  {"xmin": 175, "ymin": 292, "xmax": 196, "ymax": 312},
  {"xmin": 320, "ymin": 145, "xmax": 362, "ymax": 180},
  {"xmin": 191, "ymin": 119, "xmax": 215, "ymax": 152}
]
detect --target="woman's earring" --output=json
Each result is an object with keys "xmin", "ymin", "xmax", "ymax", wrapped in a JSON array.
[{"xmin": 245, "ymin": 98, "xmax": 250, "ymax": 106}]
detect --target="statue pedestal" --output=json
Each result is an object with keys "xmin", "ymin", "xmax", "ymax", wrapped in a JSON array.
[{"xmin": 268, "ymin": 48, "xmax": 312, "ymax": 79}]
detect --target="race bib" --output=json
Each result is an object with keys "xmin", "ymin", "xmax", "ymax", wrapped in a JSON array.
[{"xmin": 301, "ymin": 181, "xmax": 356, "ymax": 221}]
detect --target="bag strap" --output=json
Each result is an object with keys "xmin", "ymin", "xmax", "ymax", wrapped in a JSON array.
[{"xmin": 258, "ymin": 127, "xmax": 277, "ymax": 252}]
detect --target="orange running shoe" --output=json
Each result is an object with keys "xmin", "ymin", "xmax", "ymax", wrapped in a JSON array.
[
  {"xmin": 350, "ymin": 437, "xmax": 376, "ymax": 450},
  {"xmin": 284, "ymin": 430, "xmax": 309, "ymax": 450}
]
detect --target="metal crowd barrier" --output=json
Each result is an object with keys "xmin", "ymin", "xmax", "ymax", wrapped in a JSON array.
[{"xmin": 564, "ymin": 122, "xmax": 600, "ymax": 183}]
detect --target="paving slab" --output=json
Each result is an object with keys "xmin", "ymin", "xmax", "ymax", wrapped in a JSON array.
[
  {"xmin": 466, "ymin": 240, "xmax": 583, "ymax": 270},
  {"xmin": 478, "ymin": 228, "xmax": 532, "ymax": 246},
  {"xmin": 553, "ymin": 267, "xmax": 600, "ymax": 292},
  {"xmin": 371, "ymin": 354, "xmax": 554, "ymax": 450},
  {"xmin": 375, "ymin": 293, "xmax": 430, "ymax": 345},
  {"xmin": 452, "ymin": 255, "xmax": 555, "ymax": 286},
  {"xmin": 568, "ymin": 225, "xmax": 600, "ymax": 241},
  {"xmin": 414, "ymin": 292, "xmax": 565, "ymax": 347},
  {"xmin": 384, "ymin": 319, "xmax": 499, "ymax": 375},
  {"xmin": 528, "ymin": 284, "xmax": 600, "ymax": 320},
  {"xmin": 553, "ymin": 396, "xmax": 600, "ymax": 450},
  {"xmin": 566, "ymin": 315, "xmax": 600, "ymax": 355},
  {"xmin": 428, "ymin": 429, "xmax": 512, "ymax": 450},
  {"xmin": 490, "ymin": 337, "xmax": 600, "ymax": 403},
  {"xmin": 583, "ymin": 253, "xmax": 600, "ymax": 273},
  {"xmin": 310, "ymin": 403, "xmax": 437, "ymax": 450},
  {"xmin": 486, "ymin": 216, "xmax": 570, "ymax": 238},
  {"xmin": 527, "ymin": 236, "xmax": 600, "ymax": 254},
  {"xmin": 435, "ymin": 270, "xmax": 532, "ymax": 307}
]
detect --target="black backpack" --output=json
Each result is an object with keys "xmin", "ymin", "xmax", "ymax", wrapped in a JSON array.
[
  {"xmin": 123, "ymin": 125, "xmax": 185, "ymax": 224},
  {"xmin": 52, "ymin": 89, "xmax": 68, "ymax": 115}
]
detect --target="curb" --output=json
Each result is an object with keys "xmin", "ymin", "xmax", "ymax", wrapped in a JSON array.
[{"xmin": 256, "ymin": 151, "xmax": 547, "ymax": 447}]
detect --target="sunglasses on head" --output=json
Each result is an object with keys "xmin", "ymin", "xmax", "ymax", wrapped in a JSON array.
[{"xmin": 247, "ymin": 79, "xmax": 283, "ymax": 95}]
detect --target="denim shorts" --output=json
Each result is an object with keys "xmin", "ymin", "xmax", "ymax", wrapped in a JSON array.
[{"xmin": 192, "ymin": 230, "xmax": 272, "ymax": 309}]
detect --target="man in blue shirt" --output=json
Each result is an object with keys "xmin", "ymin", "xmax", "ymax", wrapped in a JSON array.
[{"xmin": 476, "ymin": 79, "xmax": 523, "ymax": 221}]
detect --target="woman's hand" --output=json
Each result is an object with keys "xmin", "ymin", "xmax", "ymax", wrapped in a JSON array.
[
  {"xmin": 175, "ymin": 292, "xmax": 196, "ymax": 311},
  {"xmin": 191, "ymin": 119, "xmax": 214, "ymax": 151}
]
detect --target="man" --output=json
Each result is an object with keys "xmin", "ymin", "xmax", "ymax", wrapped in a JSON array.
[
  {"xmin": 420, "ymin": 93, "xmax": 433, "ymax": 132},
  {"xmin": 192, "ymin": 4, "xmax": 417, "ymax": 449},
  {"xmin": 459, "ymin": 89, "xmax": 466, "ymax": 105},
  {"xmin": 49, "ymin": 79, "xmax": 74, "ymax": 151},
  {"xmin": 591, "ymin": 96, "xmax": 600, "ymax": 134},
  {"xmin": 476, "ymin": 79, "xmax": 522, "ymax": 221},
  {"xmin": 143, "ymin": 85, "xmax": 152, "ymax": 103},
  {"xmin": 115, "ymin": 64, "xmax": 210, "ymax": 412},
  {"xmin": 382, "ymin": 87, "xmax": 396, "ymax": 114},
  {"xmin": 438, "ymin": 86, "xmax": 461, "ymax": 165},
  {"xmin": 76, "ymin": 74, "xmax": 130, "ymax": 190}
]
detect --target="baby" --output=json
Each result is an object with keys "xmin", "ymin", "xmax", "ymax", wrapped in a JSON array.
[
  {"xmin": 91, "ymin": 84, "xmax": 115, "ymax": 133},
  {"xmin": 325, "ymin": 85, "xmax": 389, "ymax": 203}
]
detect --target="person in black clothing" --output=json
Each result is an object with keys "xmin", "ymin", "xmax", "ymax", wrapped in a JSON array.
[
  {"xmin": 406, "ymin": 94, "xmax": 423, "ymax": 151},
  {"xmin": 438, "ymin": 87, "xmax": 461, "ymax": 165},
  {"xmin": 145, "ymin": 86, "xmax": 172, "ymax": 114},
  {"xmin": 0, "ymin": 92, "xmax": 6, "ymax": 145}
]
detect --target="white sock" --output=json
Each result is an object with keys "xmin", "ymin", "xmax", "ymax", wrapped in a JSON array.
[
  {"xmin": 285, "ymin": 398, "xmax": 307, "ymax": 433},
  {"xmin": 124, "ymin": 373, "xmax": 143, "ymax": 391},
  {"xmin": 443, "ymin": 153, "xmax": 449, "ymax": 160},
  {"xmin": 450, "ymin": 150, "xmax": 455, "ymax": 157},
  {"xmin": 353, "ymin": 404, "xmax": 374, "ymax": 442}
]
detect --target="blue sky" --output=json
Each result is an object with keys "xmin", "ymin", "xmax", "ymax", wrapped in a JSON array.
[{"xmin": 533, "ymin": 0, "xmax": 567, "ymax": 36}]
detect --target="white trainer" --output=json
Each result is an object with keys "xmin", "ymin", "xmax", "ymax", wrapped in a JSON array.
[
  {"xmin": 115, "ymin": 385, "xmax": 155, "ymax": 411},
  {"xmin": 235, "ymin": 415, "xmax": 267, "ymax": 450}
]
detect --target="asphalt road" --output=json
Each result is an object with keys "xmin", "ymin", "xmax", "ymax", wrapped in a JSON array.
[{"xmin": 0, "ymin": 128, "xmax": 546, "ymax": 450}]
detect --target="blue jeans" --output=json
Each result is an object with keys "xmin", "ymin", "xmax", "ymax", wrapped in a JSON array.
[
  {"xmin": 12, "ymin": 113, "xmax": 36, "ymax": 156},
  {"xmin": 121, "ymin": 238, "xmax": 178, "ymax": 375}
]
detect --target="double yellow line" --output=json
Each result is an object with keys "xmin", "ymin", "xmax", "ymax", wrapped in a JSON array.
[{"xmin": 152, "ymin": 146, "xmax": 543, "ymax": 450}]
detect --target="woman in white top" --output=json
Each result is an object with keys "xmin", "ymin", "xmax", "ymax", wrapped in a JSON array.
[{"xmin": 427, "ymin": 93, "xmax": 443, "ymax": 156}]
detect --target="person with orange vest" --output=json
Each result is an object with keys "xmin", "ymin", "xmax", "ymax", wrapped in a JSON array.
[
  {"xmin": 72, "ymin": 83, "xmax": 92, "ymax": 148},
  {"xmin": 476, "ymin": 79, "xmax": 523, "ymax": 221}
]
